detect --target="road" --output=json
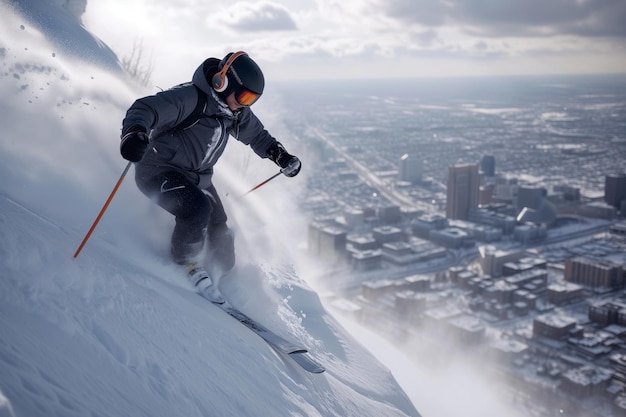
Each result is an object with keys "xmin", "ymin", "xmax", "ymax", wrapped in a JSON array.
[{"xmin": 310, "ymin": 127, "xmax": 433, "ymax": 211}]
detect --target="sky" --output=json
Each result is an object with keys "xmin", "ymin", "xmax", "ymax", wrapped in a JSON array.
[{"xmin": 82, "ymin": 0, "xmax": 626, "ymax": 85}]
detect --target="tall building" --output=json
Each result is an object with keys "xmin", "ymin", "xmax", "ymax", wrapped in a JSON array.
[
  {"xmin": 398, "ymin": 153, "xmax": 422, "ymax": 184},
  {"xmin": 605, "ymin": 173, "xmax": 626, "ymax": 210},
  {"xmin": 480, "ymin": 155, "xmax": 496, "ymax": 176},
  {"xmin": 446, "ymin": 164, "xmax": 480, "ymax": 220}
]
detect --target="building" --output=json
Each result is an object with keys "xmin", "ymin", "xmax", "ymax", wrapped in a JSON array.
[
  {"xmin": 610, "ymin": 353, "xmax": 626, "ymax": 384},
  {"xmin": 546, "ymin": 282, "xmax": 584, "ymax": 305},
  {"xmin": 589, "ymin": 301, "xmax": 626, "ymax": 327},
  {"xmin": 578, "ymin": 201, "xmax": 616, "ymax": 220},
  {"xmin": 344, "ymin": 207, "xmax": 365, "ymax": 230},
  {"xmin": 449, "ymin": 219, "xmax": 502, "ymax": 242},
  {"xmin": 553, "ymin": 184, "xmax": 580, "ymax": 201},
  {"xmin": 307, "ymin": 221, "xmax": 325, "ymax": 256},
  {"xmin": 504, "ymin": 269, "xmax": 548, "ymax": 291},
  {"xmin": 468, "ymin": 208, "xmax": 516, "ymax": 234},
  {"xmin": 479, "ymin": 246, "xmax": 526, "ymax": 277},
  {"xmin": 533, "ymin": 313, "xmax": 578, "ymax": 340},
  {"xmin": 410, "ymin": 241, "xmax": 447, "ymax": 263},
  {"xmin": 488, "ymin": 337, "xmax": 529, "ymax": 364},
  {"xmin": 513, "ymin": 289, "xmax": 537, "ymax": 310},
  {"xmin": 448, "ymin": 315, "xmax": 486, "ymax": 344},
  {"xmin": 372, "ymin": 226, "xmax": 404, "ymax": 245},
  {"xmin": 479, "ymin": 184, "xmax": 494, "ymax": 205},
  {"xmin": 412, "ymin": 214, "xmax": 448, "ymax": 238},
  {"xmin": 377, "ymin": 205, "xmax": 402, "ymax": 225},
  {"xmin": 605, "ymin": 173, "xmax": 626, "ymax": 210},
  {"xmin": 308, "ymin": 224, "xmax": 347, "ymax": 263},
  {"xmin": 403, "ymin": 275, "xmax": 431, "ymax": 292},
  {"xmin": 517, "ymin": 186, "xmax": 546, "ymax": 212},
  {"xmin": 484, "ymin": 280, "xmax": 518, "ymax": 305},
  {"xmin": 381, "ymin": 241, "xmax": 421, "ymax": 265},
  {"xmin": 502, "ymin": 257, "xmax": 547, "ymax": 276},
  {"xmin": 399, "ymin": 153, "xmax": 422, "ymax": 184},
  {"xmin": 395, "ymin": 291, "xmax": 428, "ymax": 318},
  {"xmin": 513, "ymin": 223, "xmax": 547, "ymax": 243},
  {"xmin": 564, "ymin": 257, "xmax": 625, "ymax": 290},
  {"xmin": 516, "ymin": 186, "xmax": 557, "ymax": 225},
  {"xmin": 351, "ymin": 249, "xmax": 382, "ymax": 272},
  {"xmin": 611, "ymin": 222, "xmax": 626, "ymax": 236},
  {"xmin": 362, "ymin": 279, "xmax": 398, "ymax": 300},
  {"xmin": 347, "ymin": 234, "xmax": 378, "ymax": 251},
  {"xmin": 560, "ymin": 366, "xmax": 612, "ymax": 398},
  {"xmin": 446, "ymin": 164, "xmax": 480, "ymax": 220},
  {"xmin": 480, "ymin": 155, "xmax": 495, "ymax": 176},
  {"xmin": 492, "ymin": 177, "xmax": 518, "ymax": 205},
  {"xmin": 430, "ymin": 227, "xmax": 471, "ymax": 249}
]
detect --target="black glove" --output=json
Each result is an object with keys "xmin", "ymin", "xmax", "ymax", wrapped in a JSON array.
[
  {"xmin": 120, "ymin": 127, "xmax": 149, "ymax": 162},
  {"xmin": 267, "ymin": 142, "xmax": 301, "ymax": 177}
]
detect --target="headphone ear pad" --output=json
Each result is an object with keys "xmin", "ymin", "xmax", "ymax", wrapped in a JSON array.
[{"xmin": 212, "ymin": 73, "xmax": 228, "ymax": 92}]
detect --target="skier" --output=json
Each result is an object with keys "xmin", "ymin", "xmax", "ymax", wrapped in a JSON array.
[{"xmin": 119, "ymin": 51, "xmax": 301, "ymax": 303}]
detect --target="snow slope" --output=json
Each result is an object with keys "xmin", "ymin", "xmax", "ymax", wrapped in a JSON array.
[{"xmin": 0, "ymin": 2, "xmax": 420, "ymax": 417}]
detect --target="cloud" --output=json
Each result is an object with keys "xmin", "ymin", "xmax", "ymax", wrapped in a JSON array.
[
  {"xmin": 378, "ymin": 0, "xmax": 626, "ymax": 38},
  {"xmin": 207, "ymin": 1, "xmax": 298, "ymax": 33},
  {"xmin": 83, "ymin": 0, "xmax": 626, "ymax": 81}
]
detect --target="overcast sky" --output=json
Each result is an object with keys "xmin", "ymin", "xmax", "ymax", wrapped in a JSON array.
[{"xmin": 84, "ymin": 0, "xmax": 626, "ymax": 84}]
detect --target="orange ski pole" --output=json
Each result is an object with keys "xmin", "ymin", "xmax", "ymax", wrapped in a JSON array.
[
  {"xmin": 240, "ymin": 171, "xmax": 281, "ymax": 197},
  {"xmin": 73, "ymin": 161, "xmax": 132, "ymax": 258}
]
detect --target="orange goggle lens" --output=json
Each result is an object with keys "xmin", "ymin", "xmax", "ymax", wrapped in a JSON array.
[{"xmin": 236, "ymin": 89, "xmax": 260, "ymax": 106}]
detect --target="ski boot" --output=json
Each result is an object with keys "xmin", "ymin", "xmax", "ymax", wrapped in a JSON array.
[{"xmin": 187, "ymin": 263, "xmax": 225, "ymax": 304}]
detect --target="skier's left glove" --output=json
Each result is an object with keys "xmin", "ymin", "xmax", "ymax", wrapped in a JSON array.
[
  {"xmin": 120, "ymin": 126, "xmax": 149, "ymax": 162},
  {"xmin": 267, "ymin": 142, "xmax": 301, "ymax": 177}
]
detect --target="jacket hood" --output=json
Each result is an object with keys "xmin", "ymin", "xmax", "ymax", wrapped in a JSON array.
[{"xmin": 192, "ymin": 58, "xmax": 221, "ymax": 95}]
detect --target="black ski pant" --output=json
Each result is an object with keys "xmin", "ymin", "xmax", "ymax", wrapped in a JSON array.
[{"xmin": 136, "ymin": 170, "xmax": 234, "ymax": 268}]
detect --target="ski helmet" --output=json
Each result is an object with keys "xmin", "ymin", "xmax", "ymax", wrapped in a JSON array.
[{"xmin": 212, "ymin": 51, "xmax": 265, "ymax": 98}]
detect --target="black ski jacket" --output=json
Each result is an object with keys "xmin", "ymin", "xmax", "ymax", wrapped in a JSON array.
[{"xmin": 121, "ymin": 58, "xmax": 277, "ymax": 189}]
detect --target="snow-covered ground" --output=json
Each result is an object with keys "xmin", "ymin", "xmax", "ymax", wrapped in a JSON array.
[{"xmin": 0, "ymin": 2, "xmax": 420, "ymax": 416}]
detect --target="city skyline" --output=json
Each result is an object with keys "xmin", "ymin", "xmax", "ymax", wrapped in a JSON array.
[{"xmin": 290, "ymin": 73, "xmax": 626, "ymax": 417}]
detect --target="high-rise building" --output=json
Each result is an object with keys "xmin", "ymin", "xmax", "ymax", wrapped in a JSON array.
[
  {"xmin": 480, "ymin": 155, "xmax": 496, "ymax": 176},
  {"xmin": 605, "ymin": 173, "xmax": 626, "ymax": 210},
  {"xmin": 398, "ymin": 153, "xmax": 422, "ymax": 184},
  {"xmin": 446, "ymin": 164, "xmax": 480, "ymax": 220}
]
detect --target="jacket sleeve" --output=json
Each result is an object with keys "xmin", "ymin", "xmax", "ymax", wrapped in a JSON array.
[
  {"xmin": 232, "ymin": 108, "xmax": 278, "ymax": 158},
  {"xmin": 121, "ymin": 85, "xmax": 200, "ymax": 136}
]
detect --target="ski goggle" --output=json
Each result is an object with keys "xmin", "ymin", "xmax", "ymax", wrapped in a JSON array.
[{"xmin": 234, "ymin": 86, "xmax": 260, "ymax": 107}]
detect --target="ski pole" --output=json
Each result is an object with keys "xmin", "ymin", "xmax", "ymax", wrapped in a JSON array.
[
  {"xmin": 241, "ymin": 171, "xmax": 281, "ymax": 197},
  {"xmin": 73, "ymin": 161, "xmax": 132, "ymax": 258}
]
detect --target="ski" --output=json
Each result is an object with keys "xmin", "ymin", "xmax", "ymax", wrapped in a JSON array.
[{"xmin": 198, "ymin": 292, "xmax": 325, "ymax": 374}]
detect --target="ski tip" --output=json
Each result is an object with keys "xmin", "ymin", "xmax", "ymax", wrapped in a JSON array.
[{"xmin": 289, "ymin": 352, "xmax": 326, "ymax": 374}]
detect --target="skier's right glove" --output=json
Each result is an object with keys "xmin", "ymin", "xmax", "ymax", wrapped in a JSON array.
[
  {"xmin": 267, "ymin": 142, "xmax": 301, "ymax": 177},
  {"xmin": 120, "ymin": 127, "xmax": 149, "ymax": 162}
]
